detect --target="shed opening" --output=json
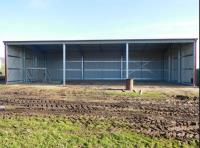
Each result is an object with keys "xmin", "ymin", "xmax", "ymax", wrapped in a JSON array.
[{"xmin": 6, "ymin": 42, "xmax": 195, "ymax": 85}]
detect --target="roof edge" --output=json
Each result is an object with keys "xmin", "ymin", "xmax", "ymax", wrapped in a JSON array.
[{"xmin": 3, "ymin": 38, "xmax": 198, "ymax": 45}]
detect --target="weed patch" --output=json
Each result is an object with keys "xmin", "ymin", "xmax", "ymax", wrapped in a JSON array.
[{"xmin": 0, "ymin": 116, "xmax": 198, "ymax": 147}]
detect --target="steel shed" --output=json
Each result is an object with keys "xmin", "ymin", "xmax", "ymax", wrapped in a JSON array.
[{"xmin": 3, "ymin": 38, "xmax": 197, "ymax": 85}]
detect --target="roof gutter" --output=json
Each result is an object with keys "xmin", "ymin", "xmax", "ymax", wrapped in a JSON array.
[{"xmin": 3, "ymin": 38, "xmax": 198, "ymax": 45}]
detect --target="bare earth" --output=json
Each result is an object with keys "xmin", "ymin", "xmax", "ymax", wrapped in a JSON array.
[{"xmin": 0, "ymin": 82, "xmax": 199, "ymax": 141}]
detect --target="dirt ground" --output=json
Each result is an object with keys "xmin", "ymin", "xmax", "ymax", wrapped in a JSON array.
[{"xmin": 0, "ymin": 82, "xmax": 199, "ymax": 141}]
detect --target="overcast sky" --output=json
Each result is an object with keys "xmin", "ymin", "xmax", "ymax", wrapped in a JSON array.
[{"xmin": 0, "ymin": 0, "xmax": 199, "ymax": 66}]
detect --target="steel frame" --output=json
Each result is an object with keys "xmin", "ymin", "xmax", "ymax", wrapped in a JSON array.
[
  {"xmin": 126, "ymin": 43, "xmax": 129, "ymax": 79},
  {"xmin": 63, "ymin": 44, "xmax": 66, "ymax": 85},
  {"xmin": 5, "ymin": 39, "xmax": 197, "ymax": 86}
]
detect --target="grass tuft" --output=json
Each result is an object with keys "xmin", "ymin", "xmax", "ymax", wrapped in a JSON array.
[{"xmin": 0, "ymin": 116, "xmax": 198, "ymax": 147}]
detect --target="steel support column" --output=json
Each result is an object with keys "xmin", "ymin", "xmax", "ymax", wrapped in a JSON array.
[
  {"xmin": 177, "ymin": 48, "xmax": 181, "ymax": 83},
  {"xmin": 23, "ymin": 48, "xmax": 26, "ymax": 83},
  {"xmin": 5, "ymin": 44, "xmax": 8, "ymax": 84},
  {"xmin": 120, "ymin": 56, "xmax": 123, "ymax": 79},
  {"xmin": 168, "ymin": 49, "xmax": 171, "ymax": 82},
  {"xmin": 126, "ymin": 43, "xmax": 129, "ymax": 79},
  {"xmin": 63, "ymin": 44, "xmax": 66, "ymax": 85},
  {"xmin": 193, "ymin": 41, "xmax": 197, "ymax": 86}
]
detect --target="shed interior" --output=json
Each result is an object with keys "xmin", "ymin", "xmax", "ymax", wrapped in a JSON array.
[{"xmin": 7, "ymin": 42, "xmax": 194, "ymax": 84}]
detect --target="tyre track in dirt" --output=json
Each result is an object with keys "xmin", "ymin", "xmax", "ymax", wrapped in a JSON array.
[{"xmin": 0, "ymin": 96, "xmax": 199, "ymax": 141}]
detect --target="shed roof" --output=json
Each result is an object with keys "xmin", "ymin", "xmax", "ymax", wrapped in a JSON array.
[{"xmin": 4, "ymin": 38, "xmax": 197, "ymax": 45}]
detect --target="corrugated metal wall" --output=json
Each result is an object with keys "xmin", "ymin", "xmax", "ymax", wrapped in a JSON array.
[
  {"xmin": 25, "ymin": 49, "xmax": 45, "ymax": 82},
  {"xmin": 66, "ymin": 49, "xmax": 82, "ymax": 80},
  {"xmin": 46, "ymin": 52, "xmax": 63, "ymax": 81},
  {"xmin": 181, "ymin": 44, "xmax": 194, "ymax": 84},
  {"xmin": 7, "ymin": 45, "xmax": 45, "ymax": 83},
  {"xmin": 162, "ymin": 43, "xmax": 194, "ymax": 84},
  {"xmin": 7, "ymin": 43, "xmax": 194, "ymax": 84},
  {"xmin": 64, "ymin": 46, "xmax": 165, "ymax": 80},
  {"xmin": 163, "ymin": 50, "xmax": 168, "ymax": 81},
  {"xmin": 65, "ymin": 48, "xmax": 122, "ymax": 80},
  {"xmin": 128, "ymin": 50, "xmax": 163, "ymax": 80},
  {"xmin": 7, "ymin": 46, "xmax": 24, "ymax": 82}
]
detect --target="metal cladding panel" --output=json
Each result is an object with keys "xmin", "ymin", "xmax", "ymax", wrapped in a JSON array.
[
  {"xmin": 66, "ymin": 71, "xmax": 81, "ymax": 79},
  {"xmin": 66, "ymin": 49, "xmax": 81, "ymax": 60},
  {"xmin": 128, "ymin": 50, "xmax": 163, "ymax": 80},
  {"xmin": 8, "ymin": 56, "xmax": 22, "ymax": 68},
  {"xmin": 165, "ymin": 43, "xmax": 194, "ymax": 84},
  {"xmin": 171, "ymin": 49, "xmax": 178, "ymax": 82},
  {"xmin": 181, "ymin": 44, "xmax": 194, "ymax": 84},
  {"xmin": 7, "ymin": 70, "xmax": 23, "ymax": 82},
  {"xmin": 8, "ymin": 46, "xmax": 22, "ymax": 57},
  {"xmin": 128, "ymin": 71, "xmax": 142, "ymax": 79},
  {"xmin": 25, "ymin": 49, "xmax": 45, "ymax": 82},
  {"xmin": 84, "ymin": 50, "xmax": 121, "ymax": 60},
  {"xmin": 163, "ymin": 51, "xmax": 168, "ymax": 81},
  {"xmin": 46, "ymin": 52, "xmax": 63, "ymax": 81},
  {"xmin": 66, "ymin": 62, "xmax": 81, "ymax": 69},
  {"xmin": 85, "ymin": 61, "xmax": 120, "ymax": 69},
  {"xmin": 47, "ymin": 69, "xmax": 63, "ymax": 81},
  {"xmin": 7, "ymin": 46, "xmax": 23, "ymax": 83},
  {"xmin": 6, "ymin": 41, "xmax": 195, "ymax": 84},
  {"xmin": 129, "ymin": 61, "xmax": 141, "ymax": 69},
  {"xmin": 83, "ymin": 50, "xmax": 121, "ymax": 79},
  {"xmin": 65, "ymin": 50, "xmax": 82, "ymax": 79},
  {"xmin": 182, "ymin": 56, "xmax": 193, "ymax": 69},
  {"xmin": 84, "ymin": 71, "xmax": 121, "ymax": 79},
  {"xmin": 142, "ymin": 70, "xmax": 162, "ymax": 79}
]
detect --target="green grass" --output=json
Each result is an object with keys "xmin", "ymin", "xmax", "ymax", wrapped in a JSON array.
[
  {"xmin": 0, "ymin": 116, "xmax": 198, "ymax": 148},
  {"xmin": 108, "ymin": 91, "xmax": 166, "ymax": 99}
]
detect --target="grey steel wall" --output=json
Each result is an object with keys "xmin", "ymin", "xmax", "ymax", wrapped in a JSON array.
[
  {"xmin": 7, "ymin": 45, "xmax": 45, "ymax": 83},
  {"xmin": 7, "ymin": 46, "xmax": 24, "ymax": 83},
  {"xmin": 25, "ymin": 48, "xmax": 45, "ymax": 82},
  {"xmin": 6, "ymin": 42, "xmax": 194, "ymax": 84},
  {"xmin": 46, "ymin": 52, "xmax": 63, "ymax": 81},
  {"xmin": 66, "ymin": 49, "xmax": 82, "ymax": 80},
  {"xmin": 171, "ymin": 46, "xmax": 178, "ymax": 82},
  {"xmin": 64, "ymin": 48, "xmax": 165, "ymax": 80},
  {"xmin": 180, "ymin": 43, "xmax": 194, "ymax": 84},
  {"xmin": 163, "ymin": 43, "xmax": 194, "ymax": 84},
  {"xmin": 163, "ymin": 50, "xmax": 168, "ymax": 81},
  {"xmin": 128, "ymin": 50, "xmax": 163, "ymax": 80},
  {"xmin": 65, "ymin": 48, "xmax": 122, "ymax": 80},
  {"xmin": 83, "ymin": 49, "xmax": 121, "ymax": 80}
]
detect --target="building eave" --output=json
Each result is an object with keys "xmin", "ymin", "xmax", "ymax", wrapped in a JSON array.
[{"xmin": 3, "ymin": 38, "xmax": 198, "ymax": 45}]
